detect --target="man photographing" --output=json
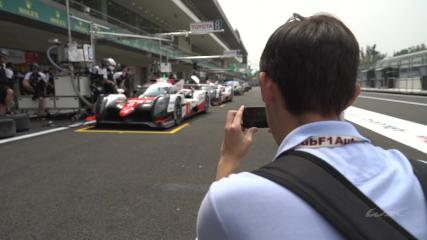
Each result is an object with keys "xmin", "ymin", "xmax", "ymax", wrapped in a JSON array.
[
  {"xmin": 0, "ymin": 49, "xmax": 14, "ymax": 115},
  {"xmin": 22, "ymin": 63, "xmax": 47, "ymax": 117},
  {"xmin": 197, "ymin": 13, "xmax": 426, "ymax": 239}
]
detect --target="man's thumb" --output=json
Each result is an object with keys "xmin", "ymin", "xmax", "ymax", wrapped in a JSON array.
[{"xmin": 246, "ymin": 127, "xmax": 258, "ymax": 142}]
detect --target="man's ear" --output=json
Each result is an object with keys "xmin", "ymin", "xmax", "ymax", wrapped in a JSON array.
[
  {"xmin": 344, "ymin": 83, "xmax": 360, "ymax": 109},
  {"xmin": 259, "ymin": 72, "xmax": 274, "ymax": 105}
]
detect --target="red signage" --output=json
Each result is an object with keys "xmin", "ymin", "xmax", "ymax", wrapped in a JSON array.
[{"xmin": 25, "ymin": 52, "xmax": 39, "ymax": 64}]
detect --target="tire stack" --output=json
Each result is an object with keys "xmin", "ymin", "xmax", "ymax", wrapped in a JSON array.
[{"xmin": 0, "ymin": 113, "xmax": 31, "ymax": 139}]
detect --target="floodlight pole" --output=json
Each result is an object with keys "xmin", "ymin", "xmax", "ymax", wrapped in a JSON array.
[
  {"xmin": 90, "ymin": 22, "xmax": 96, "ymax": 62},
  {"xmin": 93, "ymin": 31, "xmax": 172, "ymax": 42},
  {"xmin": 159, "ymin": 40, "xmax": 162, "ymax": 68},
  {"xmin": 173, "ymin": 55, "xmax": 241, "ymax": 60},
  {"xmin": 65, "ymin": 0, "xmax": 72, "ymax": 45},
  {"xmin": 156, "ymin": 29, "xmax": 224, "ymax": 37}
]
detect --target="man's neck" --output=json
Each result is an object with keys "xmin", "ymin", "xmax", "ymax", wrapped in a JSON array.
[
  {"xmin": 275, "ymin": 112, "xmax": 340, "ymax": 145},
  {"xmin": 295, "ymin": 112, "xmax": 340, "ymax": 126}
]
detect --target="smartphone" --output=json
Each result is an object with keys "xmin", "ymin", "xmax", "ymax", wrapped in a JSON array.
[{"xmin": 242, "ymin": 107, "xmax": 268, "ymax": 128}]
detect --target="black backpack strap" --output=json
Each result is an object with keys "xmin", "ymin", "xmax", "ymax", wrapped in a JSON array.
[
  {"xmin": 410, "ymin": 159, "xmax": 427, "ymax": 201},
  {"xmin": 252, "ymin": 150, "xmax": 416, "ymax": 240}
]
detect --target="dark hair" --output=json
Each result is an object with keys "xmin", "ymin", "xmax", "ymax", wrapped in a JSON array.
[
  {"xmin": 31, "ymin": 63, "xmax": 40, "ymax": 72},
  {"xmin": 5, "ymin": 62, "xmax": 13, "ymax": 69},
  {"xmin": 260, "ymin": 13, "xmax": 359, "ymax": 115}
]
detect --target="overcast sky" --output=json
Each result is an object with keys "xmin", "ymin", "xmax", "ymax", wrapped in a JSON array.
[{"xmin": 216, "ymin": 0, "xmax": 427, "ymax": 70}]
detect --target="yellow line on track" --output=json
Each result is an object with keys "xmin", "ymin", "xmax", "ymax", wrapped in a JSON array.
[
  {"xmin": 75, "ymin": 123, "xmax": 189, "ymax": 135},
  {"xmin": 219, "ymin": 104, "xmax": 225, "ymax": 108}
]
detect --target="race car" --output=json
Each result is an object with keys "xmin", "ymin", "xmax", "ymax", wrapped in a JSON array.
[
  {"xmin": 198, "ymin": 84, "xmax": 218, "ymax": 106},
  {"xmin": 241, "ymin": 81, "xmax": 252, "ymax": 92},
  {"xmin": 224, "ymin": 80, "xmax": 244, "ymax": 95},
  {"xmin": 210, "ymin": 84, "xmax": 233, "ymax": 106},
  {"xmin": 95, "ymin": 82, "xmax": 210, "ymax": 128}
]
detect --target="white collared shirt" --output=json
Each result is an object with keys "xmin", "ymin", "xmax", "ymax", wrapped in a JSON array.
[
  {"xmin": 197, "ymin": 121, "xmax": 427, "ymax": 240},
  {"xmin": 5, "ymin": 67, "xmax": 13, "ymax": 79}
]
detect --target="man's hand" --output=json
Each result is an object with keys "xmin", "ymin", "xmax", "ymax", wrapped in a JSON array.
[
  {"xmin": 216, "ymin": 105, "xmax": 257, "ymax": 180},
  {"xmin": 106, "ymin": 79, "xmax": 115, "ymax": 85}
]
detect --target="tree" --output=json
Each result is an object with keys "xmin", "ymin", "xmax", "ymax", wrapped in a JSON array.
[{"xmin": 360, "ymin": 44, "xmax": 386, "ymax": 69}]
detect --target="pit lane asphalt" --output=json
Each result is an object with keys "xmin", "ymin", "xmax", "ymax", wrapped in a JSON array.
[
  {"xmin": 356, "ymin": 92, "xmax": 427, "ymax": 125},
  {"xmin": 0, "ymin": 88, "xmax": 277, "ymax": 240},
  {"xmin": 1, "ymin": 88, "xmax": 426, "ymax": 240}
]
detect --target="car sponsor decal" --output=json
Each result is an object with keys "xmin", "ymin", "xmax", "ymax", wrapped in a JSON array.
[
  {"xmin": 185, "ymin": 102, "xmax": 192, "ymax": 116},
  {"xmin": 119, "ymin": 97, "xmax": 155, "ymax": 118}
]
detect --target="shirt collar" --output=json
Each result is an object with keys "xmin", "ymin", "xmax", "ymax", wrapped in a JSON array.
[{"xmin": 274, "ymin": 121, "xmax": 370, "ymax": 159}]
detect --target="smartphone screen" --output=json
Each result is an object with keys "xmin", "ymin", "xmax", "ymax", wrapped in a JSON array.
[{"xmin": 242, "ymin": 107, "xmax": 268, "ymax": 128}]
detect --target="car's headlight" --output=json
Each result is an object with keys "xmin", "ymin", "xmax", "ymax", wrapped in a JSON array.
[
  {"xmin": 142, "ymin": 103, "xmax": 152, "ymax": 108},
  {"xmin": 116, "ymin": 102, "xmax": 125, "ymax": 109},
  {"xmin": 115, "ymin": 99, "xmax": 126, "ymax": 109}
]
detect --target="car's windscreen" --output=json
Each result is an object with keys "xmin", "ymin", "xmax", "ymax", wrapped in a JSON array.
[
  {"xmin": 138, "ymin": 86, "xmax": 169, "ymax": 97},
  {"xmin": 184, "ymin": 85, "xmax": 201, "ymax": 90},
  {"xmin": 225, "ymin": 81, "xmax": 238, "ymax": 86}
]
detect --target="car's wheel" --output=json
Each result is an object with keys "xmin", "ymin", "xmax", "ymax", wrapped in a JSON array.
[
  {"xmin": 0, "ymin": 113, "xmax": 30, "ymax": 132},
  {"xmin": 94, "ymin": 96, "xmax": 105, "ymax": 128},
  {"xmin": 13, "ymin": 114, "xmax": 30, "ymax": 132},
  {"xmin": 0, "ymin": 118, "xmax": 16, "ymax": 139},
  {"xmin": 210, "ymin": 93, "xmax": 217, "ymax": 106},
  {"xmin": 203, "ymin": 94, "xmax": 210, "ymax": 113},
  {"xmin": 217, "ymin": 92, "xmax": 223, "ymax": 105},
  {"xmin": 94, "ymin": 96, "xmax": 105, "ymax": 117},
  {"xmin": 173, "ymin": 98, "xmax": 183, "ymax": 126},
  {"xmin": 95, "ymin": 120, "xmax": 104, "ymax": 128}
]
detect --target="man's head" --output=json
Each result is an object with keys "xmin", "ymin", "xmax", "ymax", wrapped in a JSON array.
[
  {"xmin": 6, "ymin": 62, "xmax": 13, "ymax": 69},
  {"xmin": 0, "ymin": 49, "xmax": 8, "ymax": 64},
  {"xmin": 259, "ymin": 13, "xmax": 360, "ymax": 142},
  {"xmin": 102, "ymin": 58, "xmax": 117, "ymax": 72},
  {"xmin": 31, "ymin": 63, "xmax": 40, "ymax": 73}
]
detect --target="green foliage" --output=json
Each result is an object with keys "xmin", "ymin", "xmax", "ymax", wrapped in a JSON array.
[
  {"xmin": 359, "ymin": 44, "xmax": 386, "ymax": 69},
  {"xmin": 248, "ymin": 70, "xmax": 259, "ymax": 81},
  {"xmin": 393, "ymin": 43, "xmax": 426, "ymax": 57}
]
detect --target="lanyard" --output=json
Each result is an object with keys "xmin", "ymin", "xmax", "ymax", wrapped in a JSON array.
[{"xmin": 296, "ymin": 136, "xmax": 367, "ymax": 149}]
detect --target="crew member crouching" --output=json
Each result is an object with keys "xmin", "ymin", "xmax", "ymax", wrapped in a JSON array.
[{"xmin": 22, "ymin": 63, "xmax": 48, "ymax": 116}]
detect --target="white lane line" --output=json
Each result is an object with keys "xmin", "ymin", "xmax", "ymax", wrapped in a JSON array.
[
  {"xmin": 362, "ymin": 92, "xmax": 427, "ymax": 99},
  {"xmin": 344, "ymin": 106, "xmax": 427, "ymax": 154},
  {"xmin": 0, "ymin": 127, "xmax": 68, "ymax": 144},
  {"xmin": 69, "ymin": 120, "xmax": 96, "ymax": 128},
  {"xmin": 0, "ymin": 120, "xmax": 96, "ymax": 145},
  {"xmin": 358, "ymin": 95, "xmax": 427, "ymax": 107}
]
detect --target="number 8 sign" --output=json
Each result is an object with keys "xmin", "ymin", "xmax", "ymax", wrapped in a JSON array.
[{"xmin": 214, "ymin": 20, "xmax": 222, "ymax": 31}]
